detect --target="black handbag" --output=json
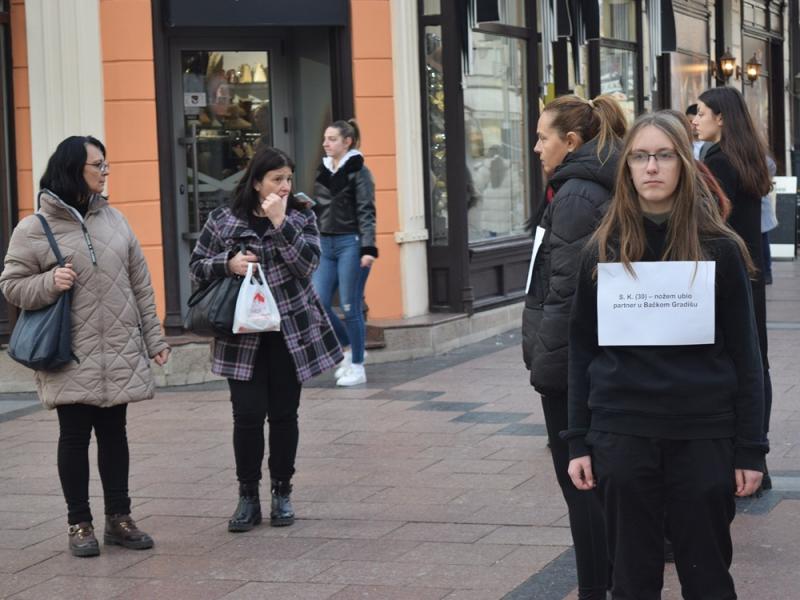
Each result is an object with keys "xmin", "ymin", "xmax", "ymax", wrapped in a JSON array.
[
  {"xmin": 184, "ymin": 242, "xmax": 247, "ymax": 337},
  {"xmin": 8, "ymin": 214, "xmax": 75, "ymax": 370}
]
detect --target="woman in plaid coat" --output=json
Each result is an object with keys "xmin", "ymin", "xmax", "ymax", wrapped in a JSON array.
[{"xmin": 189, "ymin": 146, "xmax": 342, "ymax": 531}]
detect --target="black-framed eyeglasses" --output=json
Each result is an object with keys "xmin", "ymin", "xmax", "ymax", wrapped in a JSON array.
[
  {"xmin": 85, "ymin": 161, "xmax": 110, "ymax": 173},
  {"xmin": 626, "ymin": 151, "xmax": 678, "ymax": 167}
]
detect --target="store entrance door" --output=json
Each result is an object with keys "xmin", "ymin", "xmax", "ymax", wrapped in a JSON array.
[{"xmin": 170, "ymin": 41, "xmax": 292, "ymax": 315}]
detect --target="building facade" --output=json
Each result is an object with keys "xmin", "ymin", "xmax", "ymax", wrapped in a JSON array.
[{"xmin": 0, "ymin": 0, "xmax": 796, "ymax": 343}]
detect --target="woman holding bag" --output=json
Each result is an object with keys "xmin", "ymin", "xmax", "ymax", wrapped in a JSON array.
[
  {"xmin": 189, "ymin": 145, "xmax": 342, "ymax": 532},
  {"xmin": 0, "ymin": 135, "xmax": 169, "ymax": 557}
]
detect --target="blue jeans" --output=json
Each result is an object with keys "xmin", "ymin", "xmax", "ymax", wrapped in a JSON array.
[{"xmin": 312, "ymin": 234, "xmax": 370, "ymax": 364}]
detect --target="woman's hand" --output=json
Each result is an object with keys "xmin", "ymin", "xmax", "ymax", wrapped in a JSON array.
[
  {"xmin": 227, "ymin": 251, "xmax": 258, "ymax": 276},
  {"xmin": 53, "ymin": 263, "xmax": 77, "ymax": 292},
  {"xmin": 360, "ymin": 255, "xmax": 376, "ymax": 269},
  {"xmin": 568, "ymin": 456, "xmax": 596, "ymax": 490},
  {"xmin": 153, "ymin": 348, "xmax": 170, "ymax": 366},
  {"xmin": 261, "ymin": 193, "xmax": 287, "ymax": 228},
  {"xmin": 735, "ymin": 468, "xmax": 763, "ymax": 497}
]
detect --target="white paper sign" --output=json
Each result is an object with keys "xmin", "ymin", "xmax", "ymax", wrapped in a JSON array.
[
  {"xmin": 525, "ymin": 226, "xmax": 547, "ymax": 294},
  {"xmin": 597, "ymin": 261, "xmax": 715, "ymax": 346}
]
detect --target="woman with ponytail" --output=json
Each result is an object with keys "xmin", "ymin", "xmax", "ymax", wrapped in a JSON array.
[
  {"xmin": 521, "ymin": 94, "xmax": 626, "ymax": 599},
  {"xmin": 312, "ymin": 119, "xmax": 377, "ymax": 386}
]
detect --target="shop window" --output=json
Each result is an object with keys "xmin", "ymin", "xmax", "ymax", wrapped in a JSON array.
[
  {"xmin": 599, "ymin": 46, "xmax": 637, "ymax": 122},
  {"xmin": 669, "ymin": 52, "xmax": 709, "ymax": 113},
  {"xmin": 742, "ymin": 36, "xmax": 770, "ymax": 148},
  {"xmin": 600, "ymin": 0, "xmax": 636, "ymax": 42},
  {"xmin": 462, "ymin": 31, "xmax": 529, "ymax": 242},
  {"xmin": 424, "ymin": 26, "xmax": 448, "ymax": 245},
  {"xmin": 423, "ymin": 0, "xmax": 441, "ymax": 16}
]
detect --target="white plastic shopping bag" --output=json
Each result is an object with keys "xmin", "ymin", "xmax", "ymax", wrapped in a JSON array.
[{"xmin": 232, "ymin": 263, "xmax": 281, "ymax": 334}]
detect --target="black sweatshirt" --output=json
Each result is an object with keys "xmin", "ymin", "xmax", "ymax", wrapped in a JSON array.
[{"xmin": 564, "ymin": 217, "xmax": 768, "ymax": 472}]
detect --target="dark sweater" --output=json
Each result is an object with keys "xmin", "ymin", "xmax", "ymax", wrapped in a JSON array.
[
  {"xmin": 565, "ymin": 217, "xmax": 767, "ymax": 472},
  {"xmin": 703, "ymin": 143, "xmax": 768, "ymax": 369}
]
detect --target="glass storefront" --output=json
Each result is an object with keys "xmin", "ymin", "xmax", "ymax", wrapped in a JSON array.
[
  {"xmin": 424, "ymin": 27, "xmax": 448, "ymax": 246},
  {"xmin": 742, "ymin": 36, "xmax": 770, "ymax": 148},
  {"xmin": 669, "ymin": 52, "xmax": 709, "ymax": 112},
  {"xmin": 180, "ymin": 50, "xmax": 273, "ymax": 236},
  {"xmin": 462, "ymin": 32, "xmax": 529, "ymax": 242},
  {"xmin": 599, "ymin": 46, "xmax": 637, "ymax": 122}
]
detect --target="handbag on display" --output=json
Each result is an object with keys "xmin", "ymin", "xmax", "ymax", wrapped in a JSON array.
[
  {"xmin": 184, "ymin": 243, "xmax": 246, "ymax": 337},
  {"xmin": 8, "ymin": 214, "xmax": 75, "ymax": 370}
]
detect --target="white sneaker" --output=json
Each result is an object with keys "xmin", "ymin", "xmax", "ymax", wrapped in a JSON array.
[
  {"xmin": 336, "ymin": 363, "xmax": 366, "ymax": 386},
  {"xmin": 334, "ymin": 350, "xmax": 352, "ymax": 379}
]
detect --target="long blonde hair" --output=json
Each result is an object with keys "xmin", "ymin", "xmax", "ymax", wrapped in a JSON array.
[{"xmin": 591, "ymin": 111, "xmax": 755, "ymax": 276}]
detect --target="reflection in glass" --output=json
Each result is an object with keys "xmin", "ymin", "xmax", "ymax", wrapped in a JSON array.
[
  {"xmin": 422, "ymin": 0, "xmax": 440, "ymax": 16},
  {"xmin": 462, "ymin": 32, "xmax": 529, "ymax": 242},
  {"xmin": 600, "ymin": 0, "xmax": 636, "ymax": 41},
  {"xmin": 669, "ymin": 52, "xmax": 709, "ymax": 113},
  {"xmin": 744, "ymin": 75, "xmax": 770, "ymax": 148},
  {"xmin": 425, "ymin": 27, "xmax": 448, "ymax": 245},
  {"xmin": 181, "ymin": 50, "xmax": 272, "ymax": 234},
  {"xmin": 599, "ymin": 46, "xmax": 637, "ymax": 123}
]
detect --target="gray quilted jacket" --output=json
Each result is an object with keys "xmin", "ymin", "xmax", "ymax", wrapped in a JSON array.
[{"xmin": 0, "ymin": 191, "xmax": 168, "ymax": 408}]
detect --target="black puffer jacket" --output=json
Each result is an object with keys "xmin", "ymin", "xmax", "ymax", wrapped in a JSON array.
[
  {"xmin": 522, "ymin": 138, "xmax": 619, "ymax": 396},
  {"xmin": 313, "ymin": 152, "xmax": 378, "ymax": 257}
]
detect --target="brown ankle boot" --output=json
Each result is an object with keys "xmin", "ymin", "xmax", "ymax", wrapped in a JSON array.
[
  {"xmin": 68, "ymin": 522, "xmax": 100, "ymax": 557},
  {"xmin": 104, "ymin": 514, "xmax": 153, "ymax": 549}
]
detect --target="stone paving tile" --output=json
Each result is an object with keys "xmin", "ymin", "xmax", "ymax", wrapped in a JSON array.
[
  {"xmin": 495, "ymin": 544, "xmax": 569, "ymax": 570},
  {"xmin": 395, "ymin": 542, "xmax": 516, "ymax": 566},
  {"xmin": 422, "ymin": 458, "xmax": 517, "ymax": 475},
  {"xmin": 119, "ymin": 555, "xmax": 337, "ymax": 582},
  {"xmin": 327, "ymin": 584, "xmax": 451, "ymax": 600},
  {"xmin": 215, "ymin": 537, "xmax": 332, "ymax": 562},
  {"xmin": 0, "ymin": 547, "xmax": 58, "ymax": 574},
  {"xmin": 113, "ymin": 578, "xmax": 244, "ymax": 600},
  {"xmin": 302, "ymin": 539, "xmax": 422, "ymax": 562},
  {"xmin": 478, "ymin": 525, "xmax": 574, "ymax": 547},
  {"xmin": 7, "ymin": 575, "xmax": 139, "ymax": 600},
  {"xmin": 218, "ymin": 582, "xmax": 345, "ymax": 600},
  {"xmin": 288, "ymin": 518, "xmax": 405, "ymax": 540},
  {"xmin": 385, "ymin": 523, "xmax": 498, "ymax": 543},
  {"xmin": 441, "ymin": 590, "xmax": 506, "ymax": 600},
  {"xmin": 361, "ymin": 485, "xmax": 466, "ymax": 505}
]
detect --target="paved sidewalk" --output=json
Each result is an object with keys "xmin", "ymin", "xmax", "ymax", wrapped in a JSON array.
[{"xmin": 0, "ymin": 260, "xmax": 798, "ymax": 599}]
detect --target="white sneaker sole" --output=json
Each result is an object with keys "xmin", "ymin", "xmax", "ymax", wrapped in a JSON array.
[{"xmin": 336, "ymin": 374, "xmax": 367, "ymax": 387}]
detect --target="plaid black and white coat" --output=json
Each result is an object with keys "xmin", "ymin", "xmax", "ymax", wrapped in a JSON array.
[{"xmin": 189, "ymin": 205, "xmax": 343, "ymax": 382}]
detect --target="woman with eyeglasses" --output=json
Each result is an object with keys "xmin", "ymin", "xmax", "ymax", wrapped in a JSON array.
[
  {"xmin": 522, "ymin": 94, "xmax": 626, "ymax": 600},
  {"xmin": 693, "ymin": 87, "xmax": 773, "ymax": 489},
  {"xmin": 0, "ymin": 136, "xmax": 170, "ymax": 557},
  {"xmin": 565, "ymin": 112, "xmax": 766, "ymax": 599}
]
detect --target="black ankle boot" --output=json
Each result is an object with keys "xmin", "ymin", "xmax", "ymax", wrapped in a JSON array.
[
  {"xmin": 270, "ymin": 479, "xmax": 294, "ymax": 527},
  {"xmin": 228, "ymin": 483, "xmax": 262, "ymax": 532}
]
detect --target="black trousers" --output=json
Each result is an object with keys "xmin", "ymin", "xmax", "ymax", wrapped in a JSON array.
[
  {"xmin": 227, "ymin": 332, "xmax": 302, "ymax": 485},
  {"xmin": 56, "ymin": 403, "xmax": 131, "ymax": 525},
  {"xmin": 588, "ymin": 431, "xmax": 737, "ymax": 600},
  {"xmin": 542, "ymin": 395, "xmax": 609, "ymax": 600}
]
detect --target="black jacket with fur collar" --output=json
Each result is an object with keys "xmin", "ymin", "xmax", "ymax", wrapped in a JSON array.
[{"xmin": 313, "ymin": 152, "xmax": 378, "ymax": 257}]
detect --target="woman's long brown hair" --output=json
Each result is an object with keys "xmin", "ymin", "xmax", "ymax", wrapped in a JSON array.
[
  {"xmin": 698, "ymin": 87, "xmax": 771, "ymax": 198},
  {"xmin": 591, "ymin": 111, "xmax": 755, "ymax": 277}
]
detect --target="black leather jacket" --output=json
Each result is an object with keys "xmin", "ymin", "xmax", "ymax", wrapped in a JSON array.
[{"xmin": 312, "ymin": 152, "xmax": 378, "ymax": 257}]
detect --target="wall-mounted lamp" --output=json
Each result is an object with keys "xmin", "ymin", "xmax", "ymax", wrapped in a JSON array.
[
  {"xmin": 742, "ymin": 53, "xmax": 761, "ymax": 86},
  {"xmin": 717, "ymin": 48, "xmax": 737, "ymax": 82}
]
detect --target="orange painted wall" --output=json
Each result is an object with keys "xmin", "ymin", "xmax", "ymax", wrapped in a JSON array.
[
  {"xmin": 99, "ymin": 0, "xmax": 166, "ymax": 322},
  {"xmin": 351, "ymin": 0, "xmax": 403, "ymax": 319},
  {"xmin": 10, "ymin": 0, "xmax": 33, "ymax": 219}
]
